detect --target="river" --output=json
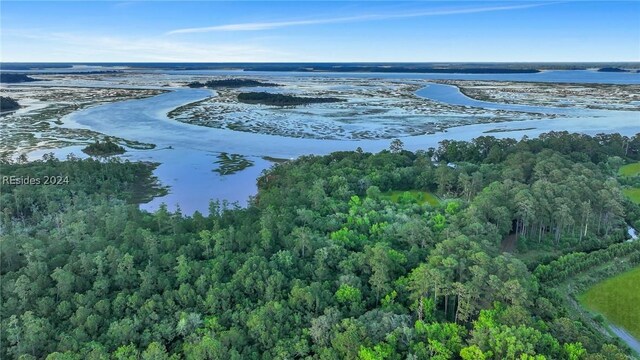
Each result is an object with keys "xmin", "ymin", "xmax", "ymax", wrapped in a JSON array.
[
  {"xmin": 611, "ymin": 325, "xmax": 640, "ymax": 355},
  {"xmin": 24, "ymin": 70, "xmax": 640, "ymax": 214}
]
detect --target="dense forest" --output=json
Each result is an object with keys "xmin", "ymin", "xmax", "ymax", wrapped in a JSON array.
[
  {"xmin": 1, "ymin": 132, "xmax": 639, "ymax": 359},
  {"xmin": 187, "ymin": 79, "xmax": 280, "ymax": 89},
  {"xmin": 0, "ymin": 73, "xmax": 40, "ymax": 83},
  {"xmin": 1, "ymin": 96, "xmax": 21, "ymax": 111},
  {"xmin": 238, "ymin": 92, "xmax": 346, "ymax": 106}
]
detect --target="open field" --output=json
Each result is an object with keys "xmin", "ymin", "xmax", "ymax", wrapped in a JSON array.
[
  {"xmin": 580, "ymin": 266, "xmax": 640, "ymax": 339},
  {"xmin": 379, "ymin": 190, "xmax": 439, "ymax": 206},
  {"xmin": 623, "ymin": 188, "xmax": 640, "ymax": 204},
  {"xmin": 620, "ymin": 162, "xmax": 640, "ymax": 177}
]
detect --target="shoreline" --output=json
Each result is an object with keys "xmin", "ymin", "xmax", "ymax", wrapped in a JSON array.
[{"xmin": 9, "ymin": 73, "xmax": 639, "ymax": 215}]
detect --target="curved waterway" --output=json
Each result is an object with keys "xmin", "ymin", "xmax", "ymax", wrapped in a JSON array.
[
  {"xmin": 610, "ymin": 326, "xmax": 640, "ymax": 355},
  {"xmin": 415, "ymin": 82, "xmax": 639, "ymax": 124},
  {"xmin": 415, "ymin": 83, "xmax": 578, "ymax": 115},
  {"xmin": 38, "ymin": 80, "xmax": 637, "ymax": 214}
]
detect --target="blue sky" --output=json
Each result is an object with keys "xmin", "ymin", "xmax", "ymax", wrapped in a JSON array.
[{"xmin": 1, "ymin": 1, "xmax": 639, "ymax": 62}]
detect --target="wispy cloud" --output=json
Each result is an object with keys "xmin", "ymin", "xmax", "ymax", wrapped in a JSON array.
[
  {"xmin": 168, "ymin": 15, "xmax": 376, "ymax": 34},
  {"xmin": 167, "ymin": 2, "xmax": 551, "ymax": 34},
  {"xmin": 3, "ymin": 30, "xmax": 292, "ymax": 62}
]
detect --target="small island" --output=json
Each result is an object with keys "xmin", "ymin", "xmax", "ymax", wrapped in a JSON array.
[
  {"xmin": 597, "ymin": 67, "xmax": 630, "ymax": 73},
  {"xmin": 237, "ymin": 92, "xmax": 346, "ymax": 106},
  {"xmin": 483, "ymin": 127, "xmax": 537, "ymax": 134},
  {"xmin": 0, "ymin": 73, "xmax": 41, "ymax": 83},
  {"xmin": 213, "ymin": 153, "xmax": 254, "ymax": 175},
  {"xmin": 187, "ymin": 79, "xmax": 280, "ymax": 88},
  {"xmin": 0, "ymin": 96, "xmax": 20, "ymax": 112},
  {"xmin": 82, "ymin": 138, "xmax": 126, "ymax": 156},
  {"xmin": 598, "ymin": 67, "xmax": 630, "ymax": 72}
]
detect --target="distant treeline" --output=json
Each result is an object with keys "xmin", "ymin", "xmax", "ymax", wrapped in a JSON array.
[
  {"xmin": 0, "ymin": 63, "xmax": 75, "ymax": 70},
  {"xmin": 4, "ymin": 62, "xmax": 640, "ymax": 72},
  {"xmin": 0, "ymin": 97, "xmax": 20, "ymax": 112},
  {"xmin": 0, "ymin": 73, "xmax": 40, "ymax": 83},
  {"xmin": 244, "ymin": 65, "xmax": 542, "ymax": 74},
  {"xmin": 187, "ymin": 79, "xmax": 280, "ymax": 88},
  {"xmin": 237, "ymin": 92, "xmax": 346, "ymax": 106},
  {"xmin": 70, "ymin": 70, "xmax": 123, "ymax": 75},
  {"xmin": 597, "ymin": 67, "xmax": 631, "ymax": 73}
]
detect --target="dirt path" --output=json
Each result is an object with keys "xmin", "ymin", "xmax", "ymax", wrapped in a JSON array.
[{"xmin": 501, "ymin": 233, "xmax": 517, "ymax": 252}]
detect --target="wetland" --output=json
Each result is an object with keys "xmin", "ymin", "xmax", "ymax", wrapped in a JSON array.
[{"xmin": 2, "ymin": 69, "xmax": 639, "ymax": 213}]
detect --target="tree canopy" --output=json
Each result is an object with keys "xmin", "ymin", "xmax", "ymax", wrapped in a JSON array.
[
  {"xmin": 0, "ymin": 73, "xmax": 40, "ymax": 83},
  {"xmin": 81, "ymin": 138, "xmax": 126, "ymax": 157},
  {"xmin": 237, "ymin": 92, "xmax": 346, "ymax": 106},
  {"xmin": 187, "ymin": 79, "xmax": 280, "ymax": 89},
  {"xmin": 0, "ymin": 96, "xmax": 21, "ymax": 111}
]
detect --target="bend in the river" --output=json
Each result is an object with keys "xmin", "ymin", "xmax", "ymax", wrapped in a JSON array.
[{"xmin": 43, "ymin": 72, "xmax": 639, "ymax": 215}]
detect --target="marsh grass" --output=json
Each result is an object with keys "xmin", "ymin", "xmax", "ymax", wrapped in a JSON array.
[{"xmin": 379, "ymin": 190, "xmax": 440, "ymax": 206}]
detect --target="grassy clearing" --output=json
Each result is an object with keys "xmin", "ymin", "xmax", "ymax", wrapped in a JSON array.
[
  {"xmin": 515, "ymin": 248, "xmax": 563, "ymax": 269},
  {"xmin": 380, "ymin": 190, "xmax": 439, "ymax": 206},
  {"xmin": 619, "ymin": 162, "xmax": 640, "ymax": 177},
  {"xmin": 623, "ymin": 188, "xmax": 640, "ymax": 204},
  {"xmin": 579, "ymin": 266, "xmax": 640, "ymax": 339}
]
